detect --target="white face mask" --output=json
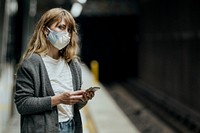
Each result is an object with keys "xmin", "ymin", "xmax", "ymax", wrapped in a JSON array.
[{"xmin": 47, "ymin": 27, "xmax": 71, "ymax": 50}]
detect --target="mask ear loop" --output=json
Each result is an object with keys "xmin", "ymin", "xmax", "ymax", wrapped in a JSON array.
[
  {"xmin": 46, "ymin": 27, "xmax": 52, "ymax": 32},
  {"xmin": 43, "ymin": 26, "xmax": 49, "ymax": 38}
]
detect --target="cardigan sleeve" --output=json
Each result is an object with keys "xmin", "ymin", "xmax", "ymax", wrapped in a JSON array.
[{"xmin": 14, "ymin": 59, "xmax": 53, "ymax": 115}]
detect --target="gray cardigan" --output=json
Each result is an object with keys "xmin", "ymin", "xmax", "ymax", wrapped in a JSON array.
[{"xmin": 14, "ymin": 53, "xmax": 86, "ymax": 133}]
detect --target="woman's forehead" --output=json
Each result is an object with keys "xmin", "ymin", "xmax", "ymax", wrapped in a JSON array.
[
  {"xmin": 58, "ymin": 19, "xmax": 66, "ymax": 25},
  {"xmin": 53, "ymin": 19, "xmax": 68, "ymax": 26}
]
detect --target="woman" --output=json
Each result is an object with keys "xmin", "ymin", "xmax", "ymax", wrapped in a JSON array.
[{"xmin": 14, "ymin": 8, "xmax": 95, "ymax": 133}]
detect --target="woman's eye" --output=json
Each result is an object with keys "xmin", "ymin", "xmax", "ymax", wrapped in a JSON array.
[
  {"xmin": 68, "ymin": 28, "xmax": 72, "ymax": 33},
  {"xmin": 58, "ymin": 25, "xmax": 65, "ymax": 30}
]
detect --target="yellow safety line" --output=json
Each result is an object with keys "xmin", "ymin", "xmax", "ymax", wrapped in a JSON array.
[
  {"xmin": 83, "ymin": 106, "xmax": 98, "ymax": 133},
  {"xmin": 90, "ymin": 60, "xmax": 99, "ymax": 85}
]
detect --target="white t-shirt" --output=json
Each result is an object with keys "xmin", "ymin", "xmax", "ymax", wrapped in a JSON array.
[{"xmin": 42, "ymin": 55, "xmax": 73, "ymax": 122}]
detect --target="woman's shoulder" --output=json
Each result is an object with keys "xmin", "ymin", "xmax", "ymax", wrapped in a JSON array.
[
  {"xmin": 70, "ymin": 57, "xmax": 83, "ymax": 67},
  {"xmin": 21, "ymin": 53, "xmax": 43, "ymax": 66},
  {"xmin": 16, "ymin": 53, "xmax": 42, "ymax": 73},
  {"xmin": 26, "ymin": 53, "xmax": 42, "ymax": 62}
]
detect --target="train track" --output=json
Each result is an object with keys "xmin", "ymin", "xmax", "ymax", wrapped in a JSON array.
[{"xmin": 106, "ymin": 80, "xmax": 200, "ymax": 133}]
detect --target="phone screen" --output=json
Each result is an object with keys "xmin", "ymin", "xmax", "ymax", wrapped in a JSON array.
[{"xmin": 86, "ymin": 87, "xmax": 100, "ymax": 92}]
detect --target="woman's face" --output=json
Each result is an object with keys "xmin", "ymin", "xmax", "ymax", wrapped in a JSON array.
[{"xmin": 49, "ymin": 19, "xmax": 72, "ymax": 35}]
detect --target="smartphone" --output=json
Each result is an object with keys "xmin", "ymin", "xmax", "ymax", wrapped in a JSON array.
[{"xmin": 86, "ymin": 86, "xmax": 100, "ymax": 92}]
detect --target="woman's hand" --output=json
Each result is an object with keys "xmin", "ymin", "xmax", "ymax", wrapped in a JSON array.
[
  {"xmin": 81, "ymin": 90, "xmax": 95, "ymax": 102},
  {"xmin": 51, "ymin": 90, "xmax": 86, "ymax": 106}
]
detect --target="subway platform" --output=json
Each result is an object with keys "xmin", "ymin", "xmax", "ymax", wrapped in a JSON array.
[{"xmin": 5, "ymin": 64, "xmax": 140, "ymax": 133}]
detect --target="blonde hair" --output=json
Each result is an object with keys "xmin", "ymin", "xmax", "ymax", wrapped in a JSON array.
[{"xmin": 22, "ymin": 8, "xmax": 80, "ymax": 62}]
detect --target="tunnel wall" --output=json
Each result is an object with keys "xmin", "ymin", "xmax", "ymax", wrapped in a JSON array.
[
  {"xmin": 78, "ymin": 15, "xmax": 139, "ymax": 84},
  {"xmin": 138, "ymin": 0, "xmax": 200, "ymax": 118}
]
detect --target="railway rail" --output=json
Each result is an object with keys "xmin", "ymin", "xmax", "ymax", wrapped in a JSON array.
[{"xmin": 106, "ymin": 80, "xmax": 200, "ymax": 133}]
